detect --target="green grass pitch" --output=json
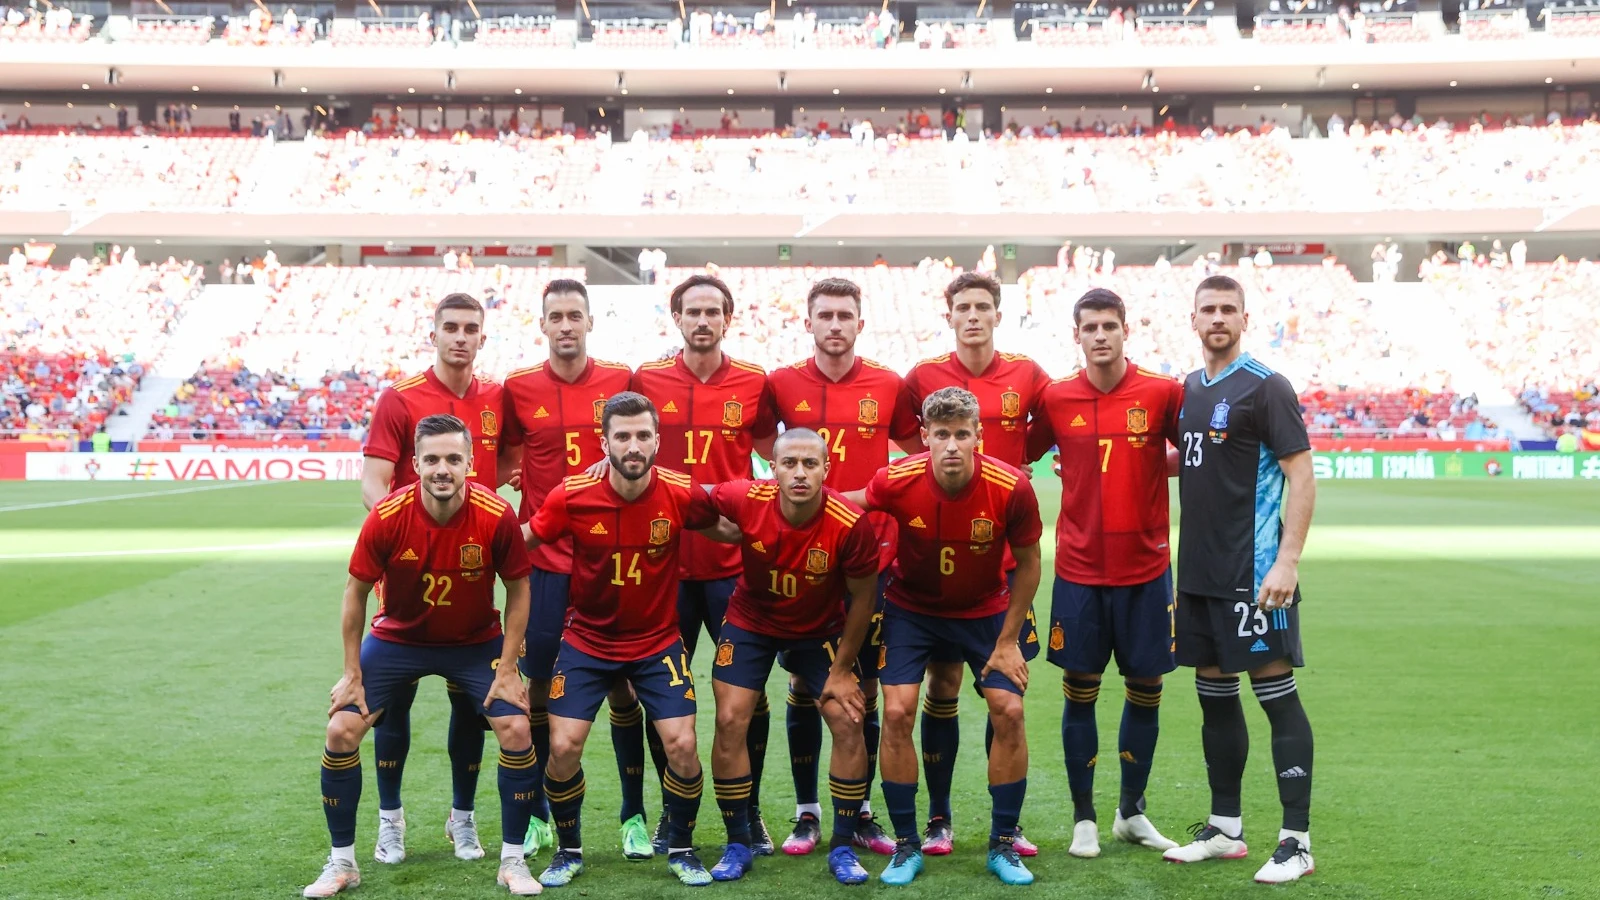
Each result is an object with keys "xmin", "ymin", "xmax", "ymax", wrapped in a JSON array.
[{"xmin": 2, "ymin": 478, "xmax": 1597, "ymax": 899}]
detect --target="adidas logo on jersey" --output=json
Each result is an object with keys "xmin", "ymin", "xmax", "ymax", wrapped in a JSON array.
[
  {"xmin": 1250, "ymin": 638, "xmax": 1270, "ymax": 652},
  {"xmin": 589, "ymin": 522, "xmax": 608, "ymax": 535},
  {"xmin": 751, "ymin": 540, "xmax": 767, "ymax": 553},
  {"xmin": 662, "ymin": 400, "xmax": 679, "ymax": 413},
  {"xmin": 793, "ymin": 400, "xmax": 812, "ymax": 412},
  {"xmin": 1070, "ymin": 414, "xmax": 1087, "ymax": 427},
  {"xmin": 399, "ymin": 549, "xmax": 419, "ymax": 561},
  {"xmin": 1278, "ymin": 766, "xmax": 1308, "ymax": 778},
  {"xmin": 908, "ymin": 516, "xmax": 927, "ymax": 529},
  {"xmin": 533, "ymin": 406, "xmax": 550, "ymax": 419}
]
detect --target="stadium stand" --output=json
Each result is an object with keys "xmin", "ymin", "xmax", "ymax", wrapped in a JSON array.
[
  {"xmin": 0, "ymin": 134, "xmax": 259, "ymax": 209},
  {"xmin": 0, "ymin": 4, "xmax": 92, "ymax": 42}
]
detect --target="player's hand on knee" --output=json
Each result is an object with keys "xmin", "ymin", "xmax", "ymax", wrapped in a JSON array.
[
  {"xmin": 1257, "ymin": 560, "xmax": 1298, "ymax": 610},
  {"xmin": 982, "ymin": 644, "xmax": 1028, "ymax": 693},
  {"xmin": 821, "ymin": 671, "xmax": 865, "ymax": 723},
  {"xmin": 486, "ymin": 668, "xmax": 531, "ymax": 714},
  {"xmin": 329, "ymin": 673, "xmax": 367, "ymax": 718}
]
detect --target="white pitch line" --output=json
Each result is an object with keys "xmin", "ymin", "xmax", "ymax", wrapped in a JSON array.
[
  {"xmin": 0, "ymin": 481, "xmax": 273, "ymax": 513},
  {"xmin": 0, "ymin": 538, "xmax": 353, "ymax": 561}
]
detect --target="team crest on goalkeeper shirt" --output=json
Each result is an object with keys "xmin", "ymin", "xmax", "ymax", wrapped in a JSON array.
[
  {"xmin": 459, "ymin": 543, "xmax": 484, "ymax": 570},
  {"xmin": 722, "ymin": 400, "xmax": 744, "ymax": 428},
  {"xmin": 480, "ymin": 410, "xmax": 499, "ymax": 437},
  {"xmin": 649, "ymin": 518, "xmax": 672, "ymax": 545},
  {"xmin": 715, "ymin": 640, "xmax": 735, "ymax": 667},
  {"xmin": 548, "ymin": 676, "xmax": 566, "ymax": 700},
  {"xmin": 970, "ymin": 518, "xmax": 995, "ymax": 543},
  {"xmin": 805, "ymin": 547, "xmax": 831, "ymax": 574},
  {"xmin": 1000, "ymin": 391, "xmax": 1021, "ymax": 419},
  {"xmin": 857, "ymin": 398, "xmax": 879, "ymax": 426}
]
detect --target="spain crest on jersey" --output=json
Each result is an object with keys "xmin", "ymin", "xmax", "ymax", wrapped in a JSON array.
[
  {"xmin": 806, "ymin": 547, "xmax": 830, "ymax": 574},
  {"xmin": 971, "ymin": 518, "xmax": 995, "ymax": 543},
  {"xmin": 649, "ymin": 518, "xmax": 672, "ymax": 545},
  {"xmin": 548, "ymin": 675, "xmax": 566, "ymax": 700},
  {"xmin": 1000, "ymin": 391, "xmax": 1021, "ymax": 419},
  {"xmin": 460, "ymin": 543, "xmax": 484, "ymax": 569},
  {"xmin": 857, "ymin": 398, "xmax": 879, "ymax": 426},
  {"xmin": 480, "ymin": 410, "xmax": 499, "ymax": 437},
  {"xmin": 592, "ymin": 398, "xmax": 606, "ymax": 424},
  {"xmin": 722, "ymin": 400, "xmax": 744, "ymax": 428},
  {"xmin": 715, "ymin": 640, "xmax": 735, "ymax": 667},
  {"xmin": 1127, "ymin": 407, "xmax": 1149, "ymax": 434},
  {"xmin": 1049, "ymin": 624, "xmax": 1065, "ymax": 652}
]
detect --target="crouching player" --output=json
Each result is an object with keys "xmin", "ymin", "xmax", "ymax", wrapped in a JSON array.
[
  {"xmin": 703, "ymin": 429, "xmax": 882, "ymax": 884},
  {"xmin": 842, "ymin": 387, "xmax": 1045, "ymax": 886},
  {"xmin": 306, "ymin": 414, "xmax": 542, "ymax": 898}
]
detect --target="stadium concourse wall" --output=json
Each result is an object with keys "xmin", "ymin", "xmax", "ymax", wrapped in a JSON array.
[{"xmin": 16, "ymin": 450, "xmax": 1600, "ymax": 482}]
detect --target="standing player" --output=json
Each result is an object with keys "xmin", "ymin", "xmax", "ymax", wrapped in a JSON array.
[
  {"xmin": 359, "ymin": 293, "xmax": 513, "ymax": 865},
  {"xmin": 764, "ymin": 277, "xmax": 920, "ymax": 858},
  {"xmin": 702, "ymin": 429, "xmax": 883, "ymax": 884},
  {"xmin": 523, "ymin": 392, "xmax": 730, "ymax": 888},
  {"xmin": 901, "ymin": 272, "xmax": 1051, "ymax": 856},
  {"xmin": 1164, "ymin": 275, "xmax": 1318, "ymax": 884},
  {"xmin": 844, "ymin": 387, "xmax": 1044, "ymax": 887},
  {"xmin": 501, "ymin": 279, "xmax": 651, "ymax": 860},
  {"xmin": 632, "ymin": 274, "xmax": 777, "ymax": 854},
  {"xmin": 1024, "ymin": 289, "xmax": 1183, "ymax": 859},
  {"xmin": 305, "ymin": 414, "xmax": 541, "ymax": 898}
]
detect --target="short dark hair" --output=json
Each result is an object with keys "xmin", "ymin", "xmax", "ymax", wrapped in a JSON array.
[
  {"xmin": 542, "ymin": 278, "xmax": 589, "ymax": 314},
  {"xmin": 413, "ymin": 413, "xmax": 470, "ymax": 453},
  {"xmin": 773, "ymin": 427, "xmax": 827, "ymax": 457},
  {"xmin": 806, "ymin": 278, "xmax": 862, "ymax": 314},
  {"xmin": 433, "ymin": 292, "xmax": 484, "ymax": 323},
  {"xmin": 921, "ymin": 387, "xmax": 980, "ymax": 428},
  {"xmin": 943, "ymin": 272, "xmax": 1002, "ymax": 309},
  {"xmin": 601, "ymin": 391, "xmax": 659, "ymax": 436},
  {"xmin": 670, "ymin": 274, "xmax": 734, "ymax": 316},
  {"xmin": 1073, "ymin": 288, "xmax": 1126, "ymax": 325},
  {"xmin": 1194, "ymin": 275, "xmax": 1246, "ymax": 307}
]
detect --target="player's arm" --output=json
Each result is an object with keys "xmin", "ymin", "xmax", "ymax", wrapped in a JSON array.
[
  {"xmin": 487, "ymin": 576, "xmax": 532, "ymax": 713},
  {"xmin": 693, "ymin": 483, "xmax": 746, "ymax": 543},
  {"xmin": 496, "ymin": 442, "xmax": 523, "ymax": 490},
  {"xmin": 982, "ymin": 540, "xmax": 1039, "ymax": 692},
  {"xmin": 330, "ymin": 575, "xmax": 374, "ymax": 717},
  {"xmin": 892, "ymin": 436, "xmax": 924, "ymax": 456},
  {"xmin": 893, "ymin": 378, "xmax": 925, "ymax": 456},
  {"xmin": 696, "ymin": 516, "xmax": 744, "ymax": 544},
  {"xmin": 821, "ymin": 572, "xmax": 877, "ymax": 723},
  {"xmin": 360, "ymin": 388, "xmax": 407, "ymax": 509},
  {"xmin": 360, "ymin": 458, "xmax": 395, "ymax": 510},
  {"xmin": 1260, "ymin": 450, "xmax": 1315, "ymax": 610},
  {"xmin": 522, "ymin": 482, "xmax": 569, "ymax": 549}
]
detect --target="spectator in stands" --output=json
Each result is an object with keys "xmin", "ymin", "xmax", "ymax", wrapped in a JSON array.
[
  {"xmin": 639, "ymin": 247, "xmax": 658, "ymax": 284},
  {"xmin": 441, "ymin": 248, "xmax": 459, "ymax": 270},
  {"xmin": 1510, "ymin": 239, "xmax": 1528, "ymax": 271}
]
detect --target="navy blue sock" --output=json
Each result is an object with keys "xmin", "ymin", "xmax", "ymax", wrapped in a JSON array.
[
  {"xmin": 881, "ymin": 780, "xmax": 919, "ymax": 842},
  {"xmin": 988, "ymin": 778, "xmax": 1027, "ymax": 847},
  {"xmin": 446, "ymin": 683, "xmax": 485, "ymax": 811},
  {"xmin": 527, "ymin": 709, "xmax": 551, "ymax": 820},
  {"xmin": 320, "ymin": 747, "xmax": 361, "ymax": 847},
  {"xmin": 1062, "ymin": 677, "xmax": 1101, "ymax": 822},
  {"xmin": 713, "ymin": 774, "xmax": 753, "ymax": 844},
  {"xmin": 748, "ymin": 694, "xmax": 770, "ymax": 810},
  {"xmin": 498, "ymin": 745, "xmax": 538, "ymax": 845},
  {"xmin": 545, "ymin": 768, "xmax": 586, "ymax": 851},
  {"xmin": 787, "ymin": 689, "xmax": 822, "ymax": 806},
  {"xmin": 862, "ymin": 696, "xmax": 881, "ymax": 804},
  {"xmin": 1119, "ymin": 682, "xmax": 1163, "ymax": 819},
  {"xmin": 919, "ymin": 696, "xmax": 959, "ymax": 822},
  {"xmin": 829, "ymin": 774, "xmax": 868, "ymax": 849},
  {"xmin": 609, "ymin": 700, "xmax": 647, "ymax": 822},
  {"xmin": 662, "ymin": 766, "xmax": 703, "ymax": 850},
  {"xmin": 372, "ymin": 680, "xmax": 414, "ymax": 811}
]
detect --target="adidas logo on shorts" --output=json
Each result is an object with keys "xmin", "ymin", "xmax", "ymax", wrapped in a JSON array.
[{"xmin": 1249, "ymin": 638, "xmax": 1270, "ymax": 652}]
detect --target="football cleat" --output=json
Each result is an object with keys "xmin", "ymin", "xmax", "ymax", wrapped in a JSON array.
[
  {"xmin": 782, "ymin": 813, "xmax": 822, "ymax": 855},
  {"xmin": 1012, "ymin": 826, "xmax": 1038, "ymax": 857},
  {"xmin": 853, "ymin": 814, "xmax": 896, "ymax": 855},
  {"xmin": 1069, "ymin": 819, "xmax": 1101, "ymax": 858},
  {"xmin": 537, "ymin": 849, "xmax": 585, "ymax": 887},
  {"xmin": 710, "ymin": 842, "xmax": 754, "ymax": 881},
  {"xmin": 373, "ymin": 815, "xmax": 406, "ymax": 864},
  {"xmin": 920, "ymin": 817, "xmax": 953, "ymax": 856},
  {"xmin": 880, "ymin": 839, "xmax": 924, "ymax": 886},
  {"xmin": 447, "ymin": 811, "xmax": 486, "ymax": 861},
  {"xmin": 621, "ymin": 814, "xmax": 655, "ymax": 860},
  {"xmin": 749, "ymin": 807, "xmax": 775, "ymax": 856},
  {"xmin": 497, "ymin": 856, "xmax": 543, "ymax": 896},
  {"xmin": 523, "ymin": 816, "xmax": 554, "ymax": 858},
  {"xmin": 1254, "ymin": 837, "xmax": 1315, "ymax": 884},
  {"xmin": 987, "ymin": 845, "xmax": 1035, "ymax": 885},
  {"xmin": 1113, "ymin": 811, "xmax": 1178, "ymax": 851},
  {"xmin": 651, "ymin": 811, "xmax": 670, "ymax": 856},
  {"xmin": 303, "ymin": 856, "xmax": 360, "ymax": 898},
  {"xmin": 827, "ymin": 845, "xmax": 870, "ymax": 885},
  {"xmin": 667, "ymin": 850, "xmax": 714, "ymax": 886},
  {"xmin": 1163, "ymin": 823, "xmax": 1249, "ymax": 863}
]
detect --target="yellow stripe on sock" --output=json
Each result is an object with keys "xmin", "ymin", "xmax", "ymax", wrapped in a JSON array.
[{"xmin": 547, "ymin": 779, "xmax": 587, "ymax": 803}]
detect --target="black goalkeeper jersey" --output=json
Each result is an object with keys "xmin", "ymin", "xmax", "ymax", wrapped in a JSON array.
[{"xmin": 1176, "ymin": 353, "xmax": 1311, "ymax": 600}]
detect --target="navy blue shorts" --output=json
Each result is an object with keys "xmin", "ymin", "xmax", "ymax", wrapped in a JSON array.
[
  {"xmin": 715, "ymin": 620, "xmax": 858, "ymax": 696},
  {"xmin": 547, "ymin": 637, "xmax": 699, "ymax": 722},
  {"xmin": 1047, "ymin": 571, "xmax": 1177, "ymax": 679},
  {"xmin": 677, "ymin": 577, "xmax": 736, "ymax": 658},
  {"xmin": 346, "ymin": 634, "xmax": 523, "ymax": 721},
  {"xmin": 930, "ymin": 568, "xmax": 1039, "ymax": 665},
  {"xmin": 879, "ymin": 603, "xmax": 1023, "ymax": 695},
  {"xmin": 519, "ymin": 566, "xmax": 571, "ymax": 681}
]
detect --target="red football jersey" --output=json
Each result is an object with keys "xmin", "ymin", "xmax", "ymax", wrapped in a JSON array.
[
  {"xmin": 528, "ymin": 467, "xmax": 719, "ymax": 661},
  {"xmin": 350, "ymin": 483, "xmax": 533, "ymax": 646},
  {"xmin": 902, "ymin": 351, "xmax": 1051, "ymax": 467},
  {"xmin": 865, "ymin": 452, "xmax": 1043, "ymax": 619},
  {"xmin": 502, "ymin": 358, "xmax": 634, "ymax": 573},
  {"xmin": 709, "ymin": 480, "xmax": 879, "ymax": 639},
  {"xmin": 632, "ymin": 353, "xmax": 776, "ymax": 580},
  {"xmin": 1026, "ymin": 363, "xmax": 1183, "ymax": 586},
  {"xmin": 364, "ymin": 368, "xmax": 505, "ymax": 490},
  {"xmin": 766, "ymin": 356, "xmax": 920, "ymax": 571}
]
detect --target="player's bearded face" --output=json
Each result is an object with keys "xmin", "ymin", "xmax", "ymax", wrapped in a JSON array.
[
  {"xmin": 676, "ymin": 287, "xmax": 728, "ymax": 352},
  {"xmin": 413, "ymin": 434, "xmax": 470, "ymax": 501},
  {"xmin": 1193, "ymin": 290, "xmax": 1246, "ymax": 353},
  {"xmin": 541, "ymin": 294, "xmax": 592, "ymax": 361},
  {"xmin": 605, "ymin": 416, "xmax": 659, "ymax": 481},
  {"xmin": 806, "ymin": 295, "xmax": 861, "ymax": 357}
]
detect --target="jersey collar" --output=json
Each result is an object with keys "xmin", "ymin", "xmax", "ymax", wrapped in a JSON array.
[
  {"xmin": 924, "ymin": 453, "xmax": 981, "ymax": 501},
  {"xmin": 1199, "ymin": 352, "xmax": 1254, "ymax": 388},
  {"xmin": 600, "ymin": 467, "xmax": 660, "ymax": 505},
  {"xmin": 949, "ymin": 349, "xmax": 1001, "ymax": 381},
  {"xmin": 806, "ymin": 356, "xmax": 862, "ymax": 384},
  {"xmin": 415, "ymin": 481, "xmax": 472, "ymax": 528},
  {"xmin": 545, "ymin": 357, "xmax": 595, "ymax": 386},
  {"xmin": 424, "ymin": 366, "xmax": 477, "ymax": 401},
  {"xmin": 675, "ymin": 351, "xmax": 731, "ymax": 385},
  {"xmin": 1083, "ymin": 358, "xmax": 1140, "ymax": 396}
]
